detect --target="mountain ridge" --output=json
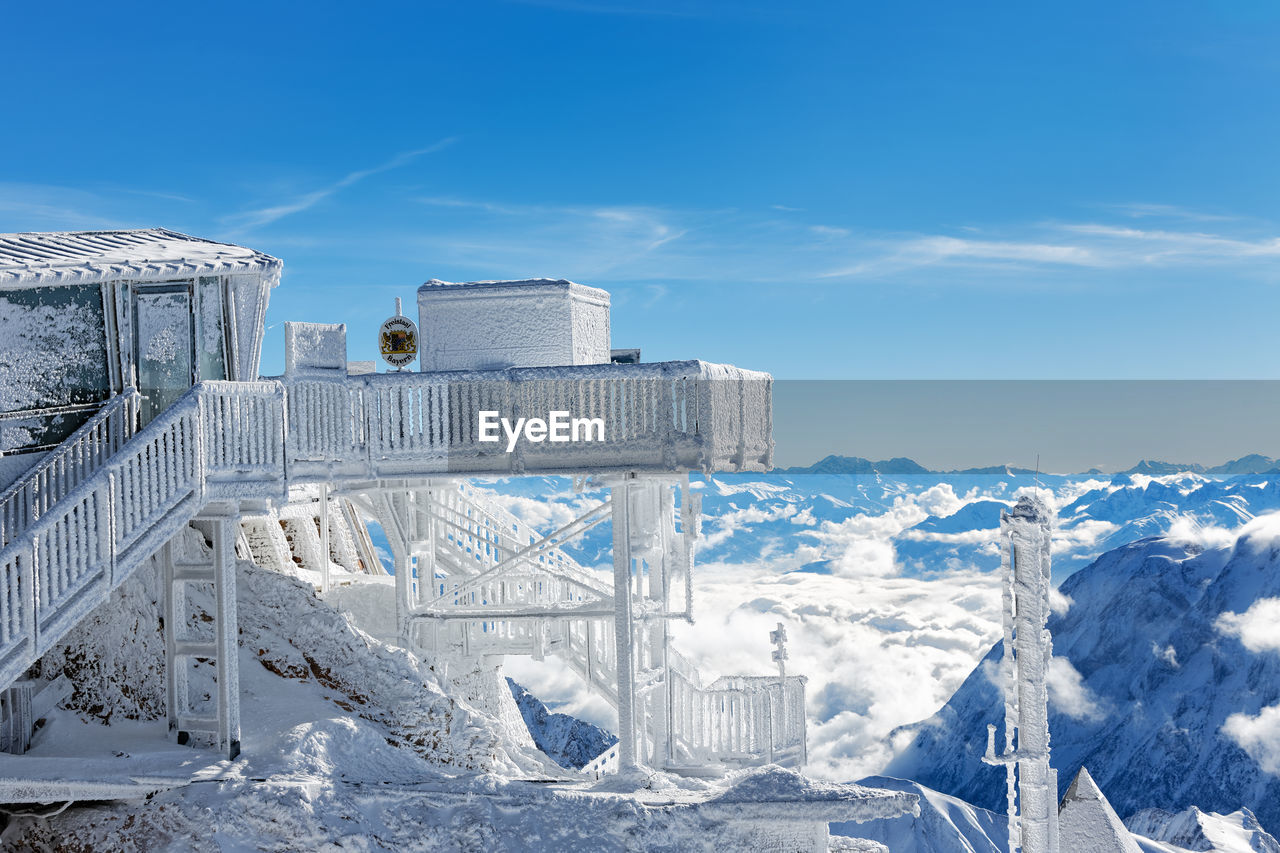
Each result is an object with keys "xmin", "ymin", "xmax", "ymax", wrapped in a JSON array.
[{"xmin": 778, "ymin": 454, "xmax": 1280, "ymax": 478}]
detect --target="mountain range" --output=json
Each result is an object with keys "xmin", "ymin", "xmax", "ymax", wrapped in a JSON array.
[{"xmin": 779, "ymin": 454, "xmax": 1280, "ymax": 478}]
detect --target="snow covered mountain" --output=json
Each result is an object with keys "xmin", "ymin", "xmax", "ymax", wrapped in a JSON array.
[
  {"xmin": 486, "ymin": 466, "xmax": 1280, "ymax": 783},
  {"xmin": 507, "ymin": 678, "xmax": 617, "ymax": 769},
  {"xmin": 833, "ymin": 776, "xmax": 1007, "ymax": 852},
  {"xmin": 885, "ymin": 516, "xmax": 1280, "ymax": 834},
  {"xmin": 1126, "ymin": 805, "xmax": 1280, "ymax": 853}
]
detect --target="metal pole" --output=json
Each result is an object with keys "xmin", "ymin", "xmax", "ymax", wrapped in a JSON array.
[
  {"xmin": 319, "ymin": 484, "xmax": 330, "ymax": 593},
  {"xmin": 612, "ymin": 480, "xmax": 638, "ymax": 770}
]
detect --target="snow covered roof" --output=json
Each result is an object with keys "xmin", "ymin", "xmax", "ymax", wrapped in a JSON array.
[
  {"xmin": 419, "ymin": 277, "xmax": 610, "ymax": 303},
  {"xmin": 1058, "ymin": 767, "xmax": 1142, "ymax": 853},
  {"xmin": 0, "ymin": 229, "xmax": 281, "ymax": 289}
]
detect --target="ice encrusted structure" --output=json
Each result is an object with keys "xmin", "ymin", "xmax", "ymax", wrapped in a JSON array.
[{"xmin": 984, "ymin": 494, "xmax": 1059, "ymax": 853}]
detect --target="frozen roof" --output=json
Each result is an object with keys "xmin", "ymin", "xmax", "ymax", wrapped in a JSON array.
[
  {"xmin": 419, "ymin": 277, "xmax": 610, "ymax": 301},
  {"xmin": 1058, "ymin": 767, "xmax": 1143, "ymax": 853},
  {"xmin": 0, "ymin": 228, "xmax": 281, "ymax": 289}
]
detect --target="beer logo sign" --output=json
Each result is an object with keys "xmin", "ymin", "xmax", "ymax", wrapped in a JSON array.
[{"xmin": 379, "ymin": 315, "xmax": 419, "ymax": 368}]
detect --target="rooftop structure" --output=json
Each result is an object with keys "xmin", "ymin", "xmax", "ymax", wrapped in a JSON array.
[{"xmin": 417, "ymin": 277, "xmax": 611, "ymax": 371}]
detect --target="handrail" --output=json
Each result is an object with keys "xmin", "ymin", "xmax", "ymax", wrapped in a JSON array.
[
  {"xmin": 0, "ymin": 390, "xmax": 141, "ymax": 549},
  {"xmin": 0, "ymin": 381, "xmax": 284, "ymax": 689}
]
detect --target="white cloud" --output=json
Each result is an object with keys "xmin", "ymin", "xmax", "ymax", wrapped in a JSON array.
[
  {"xmin": 1049, "ymin": 587, "xmax": 1074, "ymax": 616},
  {"xmin": 1216, "ymin": 598, "xmax": 1280, "ymax": 654},
  {"xmin": 1105, "ymin": 202, "xmax": 1236, "ymax": 222},
  {"xmin": 224, "ymin": 138, "xmax": 457, "ymax": 232},
  {"xmin": 701, "ymin": 502, "xmax": 798, "ymax": 549},
  {"xmin": 1047, "ymin": 656, "xmax": 1103, "ymax": 721},
  {"xmin": 670, "ymin": 561, "xmax": 1003, "ymax": 781},
  {"xmin": 1152, "ymin": 642, "xmax": 1179, "ymax": 667},
  {"xmin": 1223, "ymin": 704, "xmax": 1280, "ymax": 775},
  {"xmin": 1165, "ymin": 515, "xmax": 1238, "ymax": 551}
]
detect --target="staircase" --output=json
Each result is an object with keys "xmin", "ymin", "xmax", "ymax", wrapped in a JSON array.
[
  {"xmin": 0, "ymin": 381, "xmax": 285, "ymax": 696},
  {"xmin": 411, "ymin": 484, "xmax": 807, "ymax": 771}
]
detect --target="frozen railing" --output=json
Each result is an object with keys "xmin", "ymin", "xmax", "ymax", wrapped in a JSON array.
[
  {"xmin": 425, "ymin": 483, "xmax": 610, "ymax": 608},
  {"xmin": 0, "ymin": 382, "xmax": 285, "ymax": 691},
  {"xmin": 0, "ymin": 359, "xmax": 771, "ymax": 696},
  {"xmin": 0, "ymin": 391, "xmax": 141, "ymax": 550},
  {"xmin": 667, "ymin": 649, "xmax": 807, "ymax": 768},
  {"xmin": 284, "ymin": 360, "xmax": 773, "ymax": 480}
]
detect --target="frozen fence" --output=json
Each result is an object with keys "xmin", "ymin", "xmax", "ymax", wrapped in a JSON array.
[
  {"xmin": 0, "ymin": 382, "xmax": 285, "ymax": 690},
  {"xmin": 668, "ymin": 649, "xmax": 808, "ymax": 768},
  {"xmin": 285, "ymin": 360, "xmax": 773, "ymax": 480},
  {"xmin": 0, "ymin": 391, "xmax": 141, "ymax": 550}
]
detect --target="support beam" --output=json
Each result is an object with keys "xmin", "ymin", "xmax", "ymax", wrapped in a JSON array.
[
  {"xmin": 164, "ymin": 510, "xmax": 242, "ymax": 761},
  {"xmin": 612, "ymin": 479, "xmax": 638, "ymax": 770},
  {"xmin": 210, "ymin": 511, "xmax": 242, "ymax": 760}
]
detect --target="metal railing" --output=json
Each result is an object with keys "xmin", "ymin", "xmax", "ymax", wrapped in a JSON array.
[
  {"xmin": 0, "ymin": 360, "xmax": 771, "ymax": 701},
  {"xmin": 284, "ymin": 360, "xmax": 773, "ymax": 480},
  {"xmin": 0, "ymin": 391, "xmax": 141, "ymax": 549},
  {"xmin": 0, "ymin": 382, "xmax": 284, "ymax": 690}
]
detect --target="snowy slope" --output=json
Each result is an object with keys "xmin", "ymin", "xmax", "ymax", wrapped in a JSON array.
[
  {"xmin": 886, "ymin": 516, "xmax": 1280, "ymax": 834},
  {"xmin": 833, "ymin": 775, "xmax": 1007, "ymax": 852},
  {"xmin": 1127, "ymin": 806, "xmax": 1280, "ymax": 853}
]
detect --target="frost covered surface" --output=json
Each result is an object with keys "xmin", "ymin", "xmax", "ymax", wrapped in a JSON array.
[
  {"xmin": 0, "ymin": 229, "xmax": 279, "ymax": 288},
  {"xmin": 30, "ymin": 555, "xmax": 167, "ymax": 721},
  {"xmin": 834, "ymin": 775, "xmax": 1008, "ymax": 853},
  {"xmin": 1057, "ymin": 766, "xmax": 1143, "ymax": 853},
  {"xmin": 417, "ymin": 278, "xmax": 610, "ymax": 371},
  {"xmin": 0, "ymin": 284, "xmax": 111, "ymax": 455}
]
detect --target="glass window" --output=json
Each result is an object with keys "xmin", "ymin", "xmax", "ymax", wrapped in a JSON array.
[
  {"xmin": 134, "ymin": 286, "xmax": 194, "ymax": 424},
  {"xmin": 196, "ymin": 276, "xmax": 227, "ymax": 381},
  {"xmin": 0, "ymin": 284, "xmax": 111, "ymax": 452}
]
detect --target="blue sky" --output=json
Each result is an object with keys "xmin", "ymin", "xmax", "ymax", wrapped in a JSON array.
[{"xmin": 4, "ymin": 0, "xmax": 1279, "ymax": 379}]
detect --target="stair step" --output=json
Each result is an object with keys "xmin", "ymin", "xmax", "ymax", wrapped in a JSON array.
[
  {"xmin": 172, "ymin": 566, "xmax": 215, "ymax": 582},
  {"xmin": 173, "ymin": 641, "xmax": 218, "ymax": 658},
  {"xmin": 176, "ymin": 716, "xmax": 219, "ymax": 733}
]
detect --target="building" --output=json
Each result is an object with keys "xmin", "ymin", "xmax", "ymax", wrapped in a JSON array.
[
  {"xmin": 0, "ymin": 229, "xmax": 279, "ymax": 487},
  {"xmin": 0, "ymin": 228, "xmax": 795, "ymax": 785}
]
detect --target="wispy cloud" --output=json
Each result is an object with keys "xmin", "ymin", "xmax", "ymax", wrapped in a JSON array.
[
  {"xmin": 820, "ymin": 220, "xmax": 1280, "ymax": 279},
  {"xmin": 0, "ymin": 183, "xmax": 124, "ymax": 231},
  {"xmin": 392, "ymin": 193, "xmax": 1280, "ymax": 288},
  {"xmin": 223, "ymin": 138, "xmax": 457, "ymax": 233},
  {"xmin": 413, "ymin": 196, "xmax": 692, "ymax": 279},
  {"xmin": 1104, "ymin": 202, "xmax": 1237, "ymax": 222}
]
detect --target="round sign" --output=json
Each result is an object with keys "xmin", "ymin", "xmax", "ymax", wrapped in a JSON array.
[{"xmin": 379, "ymin": 315, "xmax": 419, "ymax": 368}]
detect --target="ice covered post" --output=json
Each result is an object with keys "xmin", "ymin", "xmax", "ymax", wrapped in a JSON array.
[{"xmin": 983, "ymin": 494, "xmax": 1058, "ymax": 853}]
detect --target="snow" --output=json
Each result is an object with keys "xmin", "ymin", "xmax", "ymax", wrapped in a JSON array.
[
  {"xmin": 508, "ymin": 677, "xmax": 617, "ymax": 769},
  {"xmin": 1126, "ymin": 805, "xmax": 1280, "ymax": 853},
  {"xmin": 3, "ymin": 552, "xmax": 915, "ymax": 850},
  {"xmin": 887, "ymin": 512, "xmax": 1280, "ymax": 834},
  {"xmin": 0, "ymin": 229, "xmax": 280, "ymax": 289},
  {"xmin": 834, "ymin": 775, "xmax": 1007, "ymax": 853},
  {"xmin": 417, "ymin": 278, "xmax": 611, "ymax": 371},
  {"xmin": 1057, "ymin": 766, "xmax": 1142, "ymax": 853}
]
